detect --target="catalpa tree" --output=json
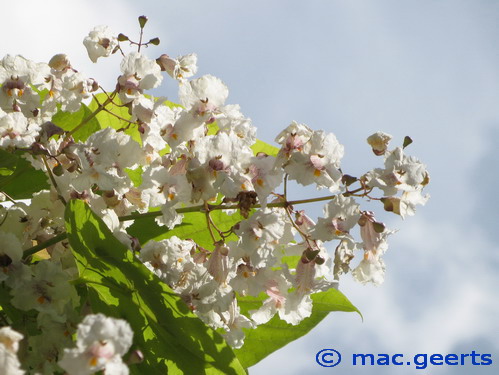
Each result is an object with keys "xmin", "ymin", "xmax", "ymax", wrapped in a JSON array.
[{"xmin": 0, "ymin": 16, "xmax": 429, "ymax": 375}]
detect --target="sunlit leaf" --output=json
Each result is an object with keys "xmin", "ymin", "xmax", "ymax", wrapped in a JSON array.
[{"xmin": 65, "ymin": 200, "xmax": 246, "ymax": 375}]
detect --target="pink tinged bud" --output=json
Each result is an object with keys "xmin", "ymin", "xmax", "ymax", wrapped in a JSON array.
[
  {"xmin": 358, "ymin": 211, "xmax": 385, "ymax": 252},
  {"xmin": 295, "ymin": 210, "xmax": 315, "ymax": 232},
  {"xmin": 206, "ymin": 242, "xmax": 230, "ymax": 284},
  {"xmin": 169, "ymin": 155, "xmax": 188, "ymax": 175},
  {"xmin": 295, "ymin": 257, "xmax": 316, "ymax": 294},
  {"xmin": 156, "ymin": 54, "xmax": 176, "ymax": 73}
]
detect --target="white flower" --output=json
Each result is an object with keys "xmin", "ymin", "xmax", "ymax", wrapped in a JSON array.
[
  {"xmin": 72, "ymin": 128, "xmax": 142, "ymax": 194},
  {"xmin": 352, "ymin": 211, "xmax": 394, "ymax": 285},
  {"xmin": 179, "ymin": 74, "xmax": 228, "ymax": 114},
  {"xmin": 250, "ymin": 273, "xmax": 313, "ymax": 326},
  {"xmin": 0, "ymin": 112, "xmax": 40, "ymax": 149},
  {"xmin": 281, "ymin": 129, "xmax": 344, "ymax": 192},
  {"xmin": 367, "ymin": 131, "xmax": 392, "ymax": 155},
  {"xmin": 313, "ymin": 195, "xmax": 360, "ymax": 241},
  {"xmin": 352, "ymin": 252, "xmax": 386, "ymax": 286},
  {"xmin": 232, "ymin": 208, "xmax": 294, "ymax": 268},
  {"xmin": 220, "ymin": 300, "xmax": 254, "ymax": 348},
  {"xmin": 60, "ymin": 71, "xmax": 97, "ymax": 112},
  {"xmin": 275, "ymin": 121, "xmax": 313, "ymax": 154},
  {"xmin": 58, "ymin": 314, "xmax": 133, "ymax": 375},
  {"xmin": 118, "ymin": 53, "xmax": 163, "ymax": 103},
  {"xmin": 157, "ymin": 53, "xmax": 198, "ymax": 81},
  {"xmin": 366, "ymin": 147, "xmax": 429, "ymax": 195},
  {"xmin": 0, "ymin": 55, "xmax": 49, "ymax": 117},
  {"xmin": 139, "ymin": 236, "xmax": 197, "ymax": 286},
  {"xmin": 83, "ymin": 26, "xmax": 118, "ymax": 63},
  {"xmin": 10, "ymin": 261, "xmax": 78, "ymax": 320}
]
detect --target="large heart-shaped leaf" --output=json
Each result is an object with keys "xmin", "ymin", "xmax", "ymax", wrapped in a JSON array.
[
  {"xmin": 235, "ymin": 288, "xmax": 361, "ymax": 368},
  {"xmin": 0, "ymin": 151, "xmax": 49, "ymax": 199},
  {"xmin": 65, "ymin": 199, "xmax": 246, "ymax": 375}
]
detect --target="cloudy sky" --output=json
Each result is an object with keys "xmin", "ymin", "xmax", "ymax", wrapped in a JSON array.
[{"xmin": 2, "ymin": 1, "xmax": 498, "ymax": 374}]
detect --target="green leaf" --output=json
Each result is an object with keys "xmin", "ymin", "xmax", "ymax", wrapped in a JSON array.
[
  {"xmin": 125, "ymin": 166, "xmax": 143, "ymax": 187},
  {"xmin": 0, "ymin": 149, "xmax": 18, "ymax": 176},
  {"xmin": 0, "ymin": 152, "xmax": 49, "ymax": 199},
  {"xmin": 52, "ymin": 103, "xmax": 101, "ymax": 142},
  {"xmin": 127, "ymin": 209, "xmax": 244, "ymax": 248},
  {"xmin": 251, "ymin": 139, "xmax": 279, "ymax": 157},
  {"xmin": 65, "ymin": 200, "xmax": 246, "ymax": 375},
  {"xmin": 235, "ymin": 288, "xmax": 361, "ymax": 368}
]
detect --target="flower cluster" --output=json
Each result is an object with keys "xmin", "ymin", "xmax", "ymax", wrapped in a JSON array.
[{"xmin": 0, "ymin": 19, "xmax": 429, "ymax": 374}]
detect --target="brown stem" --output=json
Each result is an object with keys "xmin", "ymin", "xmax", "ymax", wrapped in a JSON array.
[{"xmin": 66, "ymin": 92, "xmax": 116, "ymax": 138}]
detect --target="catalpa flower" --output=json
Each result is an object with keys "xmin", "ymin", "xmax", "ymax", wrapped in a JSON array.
[
  {"xmin": 118, "ymin": 52, "xmax": 163, "ymax": 103},
  {"xmin": 157, "ymin": 53, "xmax": 198, "ymax": 81},
  {"xmin": 0, "ymin": 54, "xmax": 49, "ymax": 117},
  {"xmin": 58, "ymin": 314, "xmax": 133, "ymax": 375},
  {"xmin": 83, "ymin": 26, "xmax": 118, "ymax": 63}
]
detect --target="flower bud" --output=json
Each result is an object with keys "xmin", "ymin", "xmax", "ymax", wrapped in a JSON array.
[
  {"xmin": 381, "ymin": 197, "xmax": 401, "ymax": 215},
  {"xmin": 138, "ymin": 15, "xmax": 148, "ymax": 28},
  {"xmin": 148, "ymin": 37, "xmax": 160, "ymax": 46},
  {"xmin": 373, "ymin": 221, "xmax": 385, "ymax": 233},
  {"xmin": 117, "ymin": 33, "xmax": 129, "ymax": 42},
  {"xmin": 304, "ymin": 248, "xmax": 320, "ymax": 261},
  {"xmin": 341, "ymin": 174, "xmax": 357, "ymax": 186},
  {"xmin": 402, "ymin": 136, "xmax": 413, "ymax": 149},
  {"xmin": 52, "ymin": 163, "xmax": 64, "ymax": 176},
  {"xmin": 156, "ymin": 54, "xmax": 176, "ymax": 73},
  {"xmin": 129, "ymin": 237, "xmax": 141, "ymax": 252},
  {"xmin": 127, "ymin": 349, "xmax": 144, "ymax": 365}
]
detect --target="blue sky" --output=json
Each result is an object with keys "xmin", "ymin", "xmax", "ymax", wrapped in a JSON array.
[{"xmin": 2, "ymin": 1, "xmax": 498, "ymax": 374}]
